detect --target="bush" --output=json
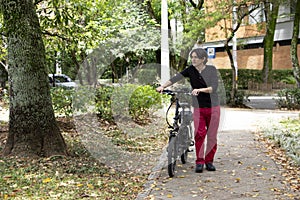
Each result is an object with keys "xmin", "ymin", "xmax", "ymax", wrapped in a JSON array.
[
  {"xmin": 129, "ymin": 85, "xmax": 162, "ymax": 122},
  {"xmin": 95, "ymin": 86, "xmax": 114, "ymax": 122},
  {"xmin": 95, "ymin": 84, "xmax": 164, "ymax": 123},
  {"xmin": 51, "ymin": 84, "xmax": 164, "ymax": 123},
  {"xmin": 276, "ymin": 88, "xmax": 300, "ymax": 110},
  {"xmin": 51, "ymin": 87, "xmax": 74, "ymax": 117},
  {"xmin": 263, "ymin": 118, "xmax": 300, "ymax": 165},
  {"xmin": 51, "ymin": 86, "xmax": 96, "ymax": 117},
  {"xmin": 218, "ymin": 69, "xmax": 295, "ymax": 90}
]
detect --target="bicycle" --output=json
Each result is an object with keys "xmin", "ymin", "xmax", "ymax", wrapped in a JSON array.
[{"xmin": 162, "ymin": 89, "xmax": 194, "ymax": 177}]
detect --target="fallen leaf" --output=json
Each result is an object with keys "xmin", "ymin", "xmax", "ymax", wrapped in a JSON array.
[
  {"xmin": 235, "ymin": 178, "xmax": 241, "ymax": 183},
  {"xmin": 42, "ymin": 178, "xmax": 52, "ymax": 183}
]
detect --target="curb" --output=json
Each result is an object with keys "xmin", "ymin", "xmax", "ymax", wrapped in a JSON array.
[{"xmin": 136, "ymin": 147, "xmax": 167, "ymax": 199}]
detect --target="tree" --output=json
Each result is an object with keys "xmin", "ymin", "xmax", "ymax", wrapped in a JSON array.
[
  {"xmin": 38, "ymin": 0, "xmax": 160, "ymax": 84},
  {"xmin": 0, "ymin": 0, "xmax": 67, "ymax": 157},
  {"xmin": 224, "ymin": 1, "xmax": 261, "ymax": 105},
  {"xmin": 290, "ymin": 0, "xmax": 300, "ymax": 87},
  {"xmin": 142, "ymin": 0, "xmax": 216, "ymax": 73},
  {"xmin": 262, "ymin": 0, "xmax": 280, "ymax": 84},
  {"xmin": 208, "ymin": 0, "xmax": 260, "ymax": 105}
]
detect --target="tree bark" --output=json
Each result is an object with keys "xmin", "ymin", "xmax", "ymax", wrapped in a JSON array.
[
  {"xmin": 262, "ymin": 1, "xmax": 279, "ymax": 84},
  {"xmin": 1, "ymin": 0, "xmax": 67, "ymax": 157},
  {"xmin": 290, "ymin": 0, "xmax": 300, "ymax": 88},
  {"xmin": 224, "ymin": 40, "xmax": 237, "ymax": 105}
]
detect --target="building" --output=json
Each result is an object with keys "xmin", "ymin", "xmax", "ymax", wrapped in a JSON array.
[{"xmin": 200, "ymin": 1, "xmax": 300, "ymax": 70}]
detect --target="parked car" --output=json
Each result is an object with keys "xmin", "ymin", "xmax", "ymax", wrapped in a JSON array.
[{"xmin": 48, "ymin": 74, "xmax": 77, "ymax": 88}]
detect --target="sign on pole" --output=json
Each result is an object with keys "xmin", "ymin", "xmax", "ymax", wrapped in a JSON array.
[{"xmin": 207, "ymin": 47, "xmax": 216, "ymax": 59}]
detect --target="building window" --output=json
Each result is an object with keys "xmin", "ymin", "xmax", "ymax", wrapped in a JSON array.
[
  {"xmin": 248, "ymin": 3, "xmax": 265, "ymax": 24},
  {"xmin": 277, "ymin": 0, "xmax": 296, "ymax": 22}
]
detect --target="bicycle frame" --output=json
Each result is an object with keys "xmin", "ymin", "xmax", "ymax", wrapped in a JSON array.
[{"xmin": 163, "ymin": 90, "xmax": 194, "ymax": 177}]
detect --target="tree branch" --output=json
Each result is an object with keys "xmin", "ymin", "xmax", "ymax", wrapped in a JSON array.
[
  {"xmin": 42, "ymin": 30, "xmax": 69, "ymax": 41},
  {"xmin": 189, "ymin": 0, "xmax": 204, "ymax": 10},
  {"xmin": 34, "ymin": 0, "xmax": 44, "ymax": 5}
]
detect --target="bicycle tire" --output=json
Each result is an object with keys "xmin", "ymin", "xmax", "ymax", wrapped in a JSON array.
[
  {"xmin": 167, "ymin": 136, "xmax": 177, "ymax": 177},
  {"xmin": 179, "ymin": 126, "xmax": 189, "ymax": 164},
  {"xmin": 181, "ymin": 150, "xmax": 188, "ymax": 164}
]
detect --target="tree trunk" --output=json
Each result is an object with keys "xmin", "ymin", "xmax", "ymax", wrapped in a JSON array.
[
  {"xmin": 1, "ymin": 0, "xmax": 67, "ymax": 157},
  {"xmin": 290, "ymin": 0, "xmax": 300, "ymax": 88},
  {"xmin": 224, "ymin": 41, "xmax": 237, "ymax": 105},
  {"xmin": 262, "ymin": 1, "xmax": 279, "ymax": 84},
  {"xmin": 0, "ymin": 63, "xmax": 8, "ymax": 88}
]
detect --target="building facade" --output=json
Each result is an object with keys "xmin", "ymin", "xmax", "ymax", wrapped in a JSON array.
[{"xmin": 201, "ymin": 1, "xmax": 300, "ymax": 70}]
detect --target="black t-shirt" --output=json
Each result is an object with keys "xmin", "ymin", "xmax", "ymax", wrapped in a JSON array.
[{"xmin": 169, "ymin": 65, "xmax": 220, "ymax": 108}]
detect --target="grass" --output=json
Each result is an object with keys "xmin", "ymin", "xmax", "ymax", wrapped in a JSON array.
[
  {"xmin": 0, "ymin": 115, "xmax": 168, "ymax": 200},
  {"xmin": 0, "ymin": 156, "xmax": 144, "ymax": 199}
]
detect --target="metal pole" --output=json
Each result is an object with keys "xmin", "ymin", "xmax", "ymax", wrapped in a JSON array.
[
  {"xmin": 161, "ymin": 0, "xmax": 170, "ymax": 84},
  {"xmin": 232, "ymin": 1, "xmax": 238, "ymax": 80}
]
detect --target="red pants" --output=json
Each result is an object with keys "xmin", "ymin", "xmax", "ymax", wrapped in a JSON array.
[{"xmin": 193, "ymin": 106, "xmax": 220, "ymax": 165}]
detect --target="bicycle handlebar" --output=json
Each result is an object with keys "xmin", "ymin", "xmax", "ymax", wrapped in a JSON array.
[{"xmin": 162, "ymin": 89, "xmax": 192, "ymax": 96}]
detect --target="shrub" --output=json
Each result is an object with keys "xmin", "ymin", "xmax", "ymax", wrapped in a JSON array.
[
  {"xmin": 218, "ymin": 69, "xmax": 295, "ymax": 90},
  {"xmin": 263, "ymin": 118, "xmax": 300, "ymax": 165},
  {"xmin": 51, "ymin": 86, "xmax": 96, "ymax": 117},
  {"xmin": 129, "ymin": 85, "xmax": 162, "ymax": 122},
  {"xmin": 95, "ymin": 86, "xmax": 114, "ymax": 122},
  {"xmin": 276, "ymin": 88, "xmax": 300, "ymax": 110},
  {"xmin": 95, "ymin": 84, "xmax": 164, "ymax": 123},
  {"xmin": 51, "ymin": 87, "xmax": 74, "ymax": 117}
]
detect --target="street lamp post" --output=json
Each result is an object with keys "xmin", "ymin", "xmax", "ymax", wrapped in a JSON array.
[
  {"xmin": 232, "ymin": 1, "xmax": 238, "ymax": 81},
  {"xmin": 161, "ymin": 0, "xmax": 170, "ymax": 84}
]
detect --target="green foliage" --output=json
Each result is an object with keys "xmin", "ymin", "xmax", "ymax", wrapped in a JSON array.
[
  {"xmin": 135, "ymin": 67, "xmax": 158, "ymax": 85},
  {"xmin": 51, "ymin": 86, "xmax": 101, "ymax": 117},
  {"xmin": 37, "ymin": 0, "xmax": 160, "ymax": 81},
  {"xmin": 226, "ymin": 90, "xmax": 249, "ymax": 107},
  {"xmin": 129, "ymin": 85, "xmax": 162, "ymax": 122},
  {"xmin": 95, "ymin": 86, "xmax": 114, "ymax": 122},
  {"xmin": 95, "ymin": 84, "xmax": 164, "ymax": 123},
  {"xmin": 72, "ymin": 86, "xmax": 96, "ymax": 113},
  {"xmin": 263, "ymin": 118, "xmax": 300, "ymax": 165},
  {"xmin": 50, "ymin": 84, "xmax": 164, "ymax": 122},
  {"xmin": 50, "ymin": 87, "xmax": 74, "ymax": 117},
  {"xmin": 219, "ymin": 69, "xmax": 296, "ymax": 90},
  {"xmin": 276, "ymin": 88, "xmax": 300, "ymax": 110},
  {"xmin": 281, "ymin": 76, "xmax": 297, "ymax": 84},
  {"xmin": 0, "ymin": 88, "xmax": 8, "ymax": 105}
]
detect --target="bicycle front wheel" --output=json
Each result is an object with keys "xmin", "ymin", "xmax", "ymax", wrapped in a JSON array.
[
  {"xmin": 179, "ymin": 126, "xmax": 189, "ymax": 164},
  {"xmin": 167, "ymin": 136, "xmax": 177, "ymax": 177}
]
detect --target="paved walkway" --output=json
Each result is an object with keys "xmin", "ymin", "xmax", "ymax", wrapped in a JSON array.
[{"xmin": 137, "ymin": 108, "xmax": 300, "ymax": 200}]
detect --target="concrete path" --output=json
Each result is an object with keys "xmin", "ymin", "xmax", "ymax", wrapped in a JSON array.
[{"xmin": 137, "ymin": 108, "xmax": 300, "ymax": 200}]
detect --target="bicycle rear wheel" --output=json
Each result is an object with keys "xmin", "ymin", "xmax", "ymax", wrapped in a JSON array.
[{"xmin": 167, "ymin": 136, "xmax": 177, "ymax": 177}]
